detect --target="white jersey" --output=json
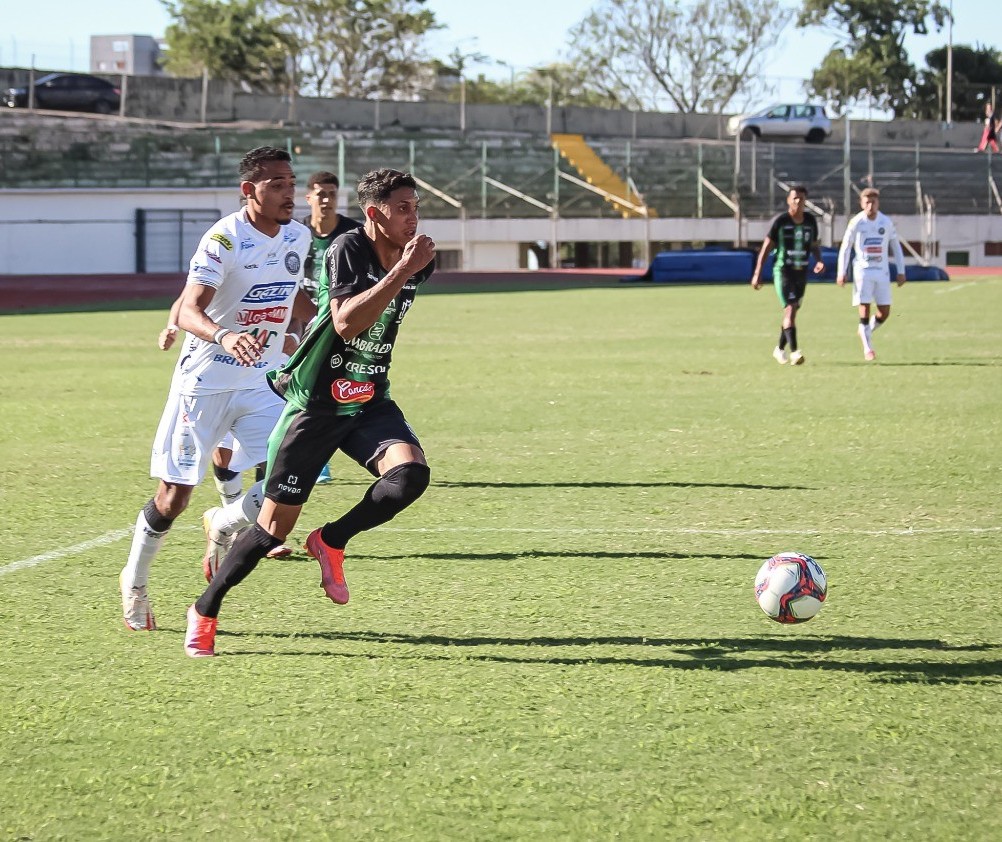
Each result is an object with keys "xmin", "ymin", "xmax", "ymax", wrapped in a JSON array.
[
  {"xmin": 173, "ymin": 209, "xmax": 310, "ymax": 395},
  {"xmin": 837, "ymin": 210, "xmax": 905, "ymax": 282}
]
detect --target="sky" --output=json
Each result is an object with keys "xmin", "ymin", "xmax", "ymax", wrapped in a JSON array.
[{"xmin": 3, "ymin": 0, "xmax": 999, "ymax": 114}]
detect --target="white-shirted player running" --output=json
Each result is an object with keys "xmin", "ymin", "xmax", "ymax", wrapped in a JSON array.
[
  {"xmin": 120, "ymin": 146, "xmax": 315, "ymax": 631},
  {"xmin": 836, "ymin": 187, "xmax": 907, "ymax": 361}
]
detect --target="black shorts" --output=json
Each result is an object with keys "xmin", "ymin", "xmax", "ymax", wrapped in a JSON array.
[
  {"xmin": 264, "ymin": 399, "xmax": 422, "ymax": 505},
  {"xmin": 773, "ymin": 270, "xmax": 808, "ymax": 306}
]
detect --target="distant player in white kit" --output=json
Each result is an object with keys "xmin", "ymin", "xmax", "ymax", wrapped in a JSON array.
[
  {"xmin": 836, "ymin": 187, "xmax": 906, "ymax": 361},
  {"xmin": 119, "ymin": 146, "xmax": 315, "ymax": 631}
]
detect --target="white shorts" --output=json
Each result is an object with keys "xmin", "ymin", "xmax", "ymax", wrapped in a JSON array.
[
  {"xmin": 852, "ymin": 273, "xmax": 892, "ymax": 307},
  {"xmin": 213, "ymin": 432, "xmax": 257, "ymax": 473},
  {"xmin": 150, "ymin": 385, "xmax": 284, "ymax": 485}
]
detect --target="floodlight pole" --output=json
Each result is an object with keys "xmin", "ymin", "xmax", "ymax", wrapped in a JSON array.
[{"xmin": 945, "ymin": 0, "xmax": 954, "ymax": 126}]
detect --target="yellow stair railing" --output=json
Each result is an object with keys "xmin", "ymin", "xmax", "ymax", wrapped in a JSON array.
[{"xmin": 550, "ymin": 133, "xmax": 654, "ymax": 218}]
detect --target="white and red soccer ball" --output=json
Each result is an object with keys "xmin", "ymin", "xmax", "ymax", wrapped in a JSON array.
[{"xmin": 754, "ymin": 552, "xmax": 827, "ymax": 623}]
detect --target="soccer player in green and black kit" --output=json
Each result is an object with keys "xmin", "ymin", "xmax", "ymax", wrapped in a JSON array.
[
  {"xmin": 184, "ymin": 168, "xmax": 436, "ymax": 657},
  {"xmin": 750, "ymin": 186, "xmax": 825, "ymax": 365},
  {"xmin": 302, "ymin": 170, "xmax": 363, "ymax": 483}
]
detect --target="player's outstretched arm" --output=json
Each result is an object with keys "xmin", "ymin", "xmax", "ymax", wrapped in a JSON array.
[
  {"xmin": 750, "ymin": 236, "xmax": 772, "ymax": 290},
  {"xmin": 158, "ymin": 294, "xmax": 184, "ymax": 350}
]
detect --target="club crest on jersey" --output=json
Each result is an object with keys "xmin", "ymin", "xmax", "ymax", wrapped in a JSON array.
[
  {"xmin": 210, "ymin": 233, "xmax": 234, "ymax": 251},
  {"xmin": 332, "ymin": 379, "xmax": 375, "ymax": 404},
  {"xmin": 243, "ymin": 281, "xmax": 297, "ymax": 303},
  {"xmin": 285, "ymin": 252, "xmax": 301, "ymax": 274}
]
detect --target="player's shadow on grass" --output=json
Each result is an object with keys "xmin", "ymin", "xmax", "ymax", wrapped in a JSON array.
[
  {"xmin": 230, "ymin": 630, "xmax": 1002, "ymax": 684},
  {"xmin": 434, "ymin": 480, "xmax": 813, "ymax": 490}
]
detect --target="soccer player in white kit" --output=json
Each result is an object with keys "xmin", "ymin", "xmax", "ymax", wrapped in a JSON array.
[
  {"xmin": 836, "ymin": 188, "xmax": 907, "ymax": 361},
  {"xmin": 119, "ymin": 146, "xmax": 315, "ymax": 631}
]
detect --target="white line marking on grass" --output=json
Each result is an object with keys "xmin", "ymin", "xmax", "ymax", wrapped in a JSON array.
[
  {"xmin": 1, "ymin": 528, "xmax": 134, "ymax": 577},
  {"xmin": 936, "ymin": 282, "xmax": 978, "ymax": 294},
  {"xmin": 5, "ymin": 523, "xmax": 999, "ymax": 577}
]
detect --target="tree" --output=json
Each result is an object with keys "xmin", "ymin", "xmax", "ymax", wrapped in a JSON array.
[
  {"xmin": 797, "ymin": 0, "xmax": 949, "ymax": 116},
  {"xmin": 905, "ymin": 44, "xmax": 1002, "ymax": 122},
  {"xmin": 265, "ymin": 0, "xmax": 439, "ymax": 99},
  {"xmin": 432, "ymin": 62, "xmax": 623, "ymax": 109},
  {"xmin": 563, "ymin": 0, "xmax": 791, "ymax": 114},
  {"xmin": 160, "ymin": 0, "xmax": 294, "ymax": 92}
]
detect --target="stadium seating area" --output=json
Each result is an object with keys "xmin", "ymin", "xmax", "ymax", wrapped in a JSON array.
[{"xmin": 1, "ymin": 113, "xmax": 998, "ymax": 219}]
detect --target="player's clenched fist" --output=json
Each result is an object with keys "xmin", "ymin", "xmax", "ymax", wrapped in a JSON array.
[{"xmin": 403, "ymin": 234, "xmax": 436, "ymax": 272}]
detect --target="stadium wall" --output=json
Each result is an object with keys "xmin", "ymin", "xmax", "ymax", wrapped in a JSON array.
[{"xmin": 1, "ymin": 188, "xmax": 1001, "ymax": 275}]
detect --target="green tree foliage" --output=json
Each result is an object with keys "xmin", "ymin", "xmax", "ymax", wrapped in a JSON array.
[
  {"xmin": 266, "ymin": 0, "xmax": 439, "ymax": 99},
  {"xmin": 431, "ymin": 62, "xmax": 622, "ymax": 109},
  {"xmin": 563, "ymin": 0, "xmax": 790, "ymax": 113},
  {"xmin": 797, "ymin": 0, "xmax": 949, "ymax": 115},
  {"xmin": 160, "ymin": 0, "xmax": 294, "ymax": 92},
  {"xmin": 905, "ymin": 44, "xmax": 1002, "ymax": 122}
]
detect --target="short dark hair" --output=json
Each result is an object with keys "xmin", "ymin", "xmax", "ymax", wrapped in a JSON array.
[
  {"xmin": 356, "ymin": 168, "xmax": 417, "ymax": 210},
  {"xmin": 239, "ymin": 146, "xmax": 292, "ymax": 182},
  {"xmin": 790, "ymin": 184, "xmax": 809, "ymax": 197},
  {"xmin": 307, "ymin": 171, "xmax": 339, "ymax": 189}
]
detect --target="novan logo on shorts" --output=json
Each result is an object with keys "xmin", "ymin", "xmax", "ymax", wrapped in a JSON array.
[
  {"xmin": 243, "ymin": 282, "xmax": 297, "ymax": 303},
  {"xmin": 332, "ymin": 379, "xmax": 375, "ymax": 404}
]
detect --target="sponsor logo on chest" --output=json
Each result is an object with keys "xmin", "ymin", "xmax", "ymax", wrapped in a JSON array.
[
  {"xmin": 331, "ymin": 378, "xmax": 375, "ymax": 404},
  {"xmin": 243, "ymin": 281, "xmax": 297, "ymax": 303},
  {"xmin": 235, "ymin": 306, "xmax": 289, "ymax": 326}
]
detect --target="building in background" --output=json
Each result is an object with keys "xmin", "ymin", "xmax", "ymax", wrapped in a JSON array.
[{"xmin": 90, "ymin": 35, "xmax": 163, "ymax": 76}]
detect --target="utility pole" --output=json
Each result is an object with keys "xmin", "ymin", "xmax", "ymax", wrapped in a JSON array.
[{"xmin": 945, "ymin": 0, "xmax": 954, "ymax": 126}]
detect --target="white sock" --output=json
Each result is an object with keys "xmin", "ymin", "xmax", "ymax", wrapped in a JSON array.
[
  {"xmin": 213, "ymin": 480, "xmax": 265, "ymax": 533},
  {"xmin": 122, "ymin": 510, "xmax": 170, "ymax": 588},
  {"xmin": 858, "ymin": 323, "xmax": 873, "ymax": 353},
  {"xmin": 213, "ymin": 473, "xmax": 243, "ymax": 506},
  {"xmin": 870, "ymin": 317, "xmax": 883, "ymax": 333}
]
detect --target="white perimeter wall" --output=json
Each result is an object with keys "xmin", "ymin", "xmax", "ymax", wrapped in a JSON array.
[{"xmin": 1, "ymin": 188, "xmax": 1000, "ymax": 274}]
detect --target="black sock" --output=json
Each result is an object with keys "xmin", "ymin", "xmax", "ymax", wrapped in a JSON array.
[
  {"xmin": 321, "ymin": 462, "xmax": 431, "ymax": 549},
  {"xmin": 212, "ymin": 465, "xmax": 239, "ymax": 482},
  {"xmin": 195, "ymin": 524, "xmax": 281, "ymax": 618},
  {"xmin": 142, "ymin": 498, "xmax": 176, "ymax": 533},
  {"xmin": 874, "ymin": 316, "xmax": 885, "ymax": 326},
  {"xmin": 783, "ymin": 326, "xmax": 797, "ymax": 352},
  {"xmin": 860, "ymin": 317, "xmax": 869, "ymax": 327},
  {"xmin": 778, "ymin": 328, "xmax": 787, "ymax": 350}
]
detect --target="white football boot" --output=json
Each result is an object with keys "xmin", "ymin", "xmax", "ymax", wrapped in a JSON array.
[{"xmin": 120, "ymin": 569, "xmax": 157, "ymax": 631}]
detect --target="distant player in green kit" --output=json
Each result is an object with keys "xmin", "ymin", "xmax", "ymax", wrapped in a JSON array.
[
  {"xmin": 301, "ymin": 170, "xmax": 363, "ymax": 484},
  {"xmin": 750, "ymin": 186, "xmax": 825, "ymax": 365}
]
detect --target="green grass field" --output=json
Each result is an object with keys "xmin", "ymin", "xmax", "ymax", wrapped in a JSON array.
[{"xmin": 1, "ymin": 277, "xmax": 1000, "ymax": 840}]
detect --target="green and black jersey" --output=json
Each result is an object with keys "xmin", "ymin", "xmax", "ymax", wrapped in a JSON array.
[
  {"xmin": 767, "ymin": 211, "xmax": 819, "ymax": 277},
  {"xmin": 301, "ymin": 214, "xmax": 363, "ymax": 304},
  {"xmin": 269, "ymin": 229, "xmax": 434, "ymax": 415}
]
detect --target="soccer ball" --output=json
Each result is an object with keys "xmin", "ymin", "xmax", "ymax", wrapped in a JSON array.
[{"xmin": 754, "ymin": 552, "xmax": 827, "ymax": 623}]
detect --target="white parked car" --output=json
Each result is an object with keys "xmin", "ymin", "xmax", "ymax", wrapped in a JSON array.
[{"xmin": 727, "ymin": 104, "xmax": 832, "ymax": 144}]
